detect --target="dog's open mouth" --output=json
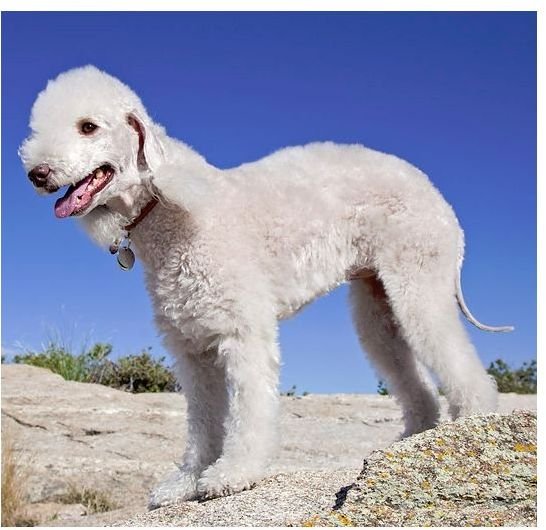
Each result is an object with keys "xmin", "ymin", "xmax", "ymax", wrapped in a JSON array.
[{"xmin": 54, "ymin": 165, "xmax": 114, "ymax": 218}]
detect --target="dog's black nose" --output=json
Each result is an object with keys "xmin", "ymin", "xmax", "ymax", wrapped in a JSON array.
[{"xmin": 28, "ymin": 164, "xmax": 51, "ymax": 187}]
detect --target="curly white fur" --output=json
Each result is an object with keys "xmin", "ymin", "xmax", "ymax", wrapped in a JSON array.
[{"xmin": 20, "ymin": 65, "xmax": 510, "ymax": 508}]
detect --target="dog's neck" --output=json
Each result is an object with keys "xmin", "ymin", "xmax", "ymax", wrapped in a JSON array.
[
  {"xmin": 106, "ymin": 182, "xmax": 156, "ymax": 222},
  {"xmin": 101, "ymin": 181, "xmax": 162, "ymax": 266},
  {"xmin": 80, "ymin": 137, "xmax": 214, "ymax": 254}
]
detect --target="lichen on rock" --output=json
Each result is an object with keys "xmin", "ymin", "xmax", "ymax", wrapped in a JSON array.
[{"xmin": 308, "ymin": 411, "xmax": 537, "ymax": 527}]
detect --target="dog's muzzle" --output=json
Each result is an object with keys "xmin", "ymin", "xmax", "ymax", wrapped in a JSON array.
[
  {"xmin": 28, "ymin": 163, "xmax": 51, "ymax": 187},
  {"xmin": 28, "ymin": 163, "xmax": 62, "ymax": 194}
]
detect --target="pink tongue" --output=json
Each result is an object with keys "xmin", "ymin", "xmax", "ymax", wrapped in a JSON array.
[{"xmin": 54, "ymin": 174, "xmax": 94, "ymax": 218}]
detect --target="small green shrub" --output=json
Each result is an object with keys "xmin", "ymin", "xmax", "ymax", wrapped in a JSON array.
[
  {"xmin": 377, "ymin": 359, "xmax": 537, "ymax": 395},
  {"xmin": 15, "ymin": 344, "xmax": 90, "ymax": 382},
  {"xmin": 14, "ymin": 342, "xmax": 177, "ymax": 393},
  {"xmin": 14, "ymin": 342, "xmax": 112, "ymax": 383},
  {"xmin": 282, "ymin": 384, "xmax": 298, "ymax": 397},
  {"xmin": 281, "ymin": 385, "xmax": 309, "ymax": 397},
  {"xmin": 99, "ymin": 349, "xmax": 177, "ymax": 393},
  {"xmin": 487, "ymin": 359, "xmax": 537, "ymax": 394},
  {"xmin": 377, "ymin": 380, "xmax": 389, "ymax": 396}
]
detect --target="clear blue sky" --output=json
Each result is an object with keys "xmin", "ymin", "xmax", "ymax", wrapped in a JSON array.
[{"xmin": 1, "ymin": 12, "xmax": 536, "ymax": 393}]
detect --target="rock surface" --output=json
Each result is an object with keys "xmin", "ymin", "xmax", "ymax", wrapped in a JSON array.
[
  {"xmin": 307, "ymin": 411, "xmax": 537, "ymax": 527},
  {"xmin": 118, "ymin": 412, "xmax": 537, "ymax": 527},
  {"xmin": 118, "ymin": 470, "xmax": 360, "ymax": 527},
  {"xmin": 1, "ymin": 364, "xmax": 537, "ymax": 526}
]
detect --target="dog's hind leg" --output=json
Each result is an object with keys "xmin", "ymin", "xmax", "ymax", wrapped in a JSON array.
[
  {"xmin": 378, "ymin": 262, "xmax": 498, "ymax": 420},
  {"xmin": 350, "ymin": 275, "xmax": 441, "ymax": 437}
]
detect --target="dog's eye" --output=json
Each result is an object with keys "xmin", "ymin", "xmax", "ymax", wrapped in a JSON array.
[{"xmin": 79, "ymin": 121, "xmax": 99, "ymax": 135}]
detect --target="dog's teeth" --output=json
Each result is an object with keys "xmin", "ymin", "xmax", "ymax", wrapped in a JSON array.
[{"xmin": 95, "ymin": 169, "xmax": 103, "ymax": 179}]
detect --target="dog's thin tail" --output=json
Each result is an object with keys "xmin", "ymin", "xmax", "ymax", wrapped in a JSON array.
[{"xmin": 455, "ymin": 250, "xmax": 514, "ymax": 333}]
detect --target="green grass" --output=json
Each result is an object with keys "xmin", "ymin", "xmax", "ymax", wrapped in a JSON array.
[
  {"xmin": 12, "ymin": 342, "xmax": 178, "ymax": 393},
  {"xmin": 13, "ymin": 342, "xmax": 111, "ymax": 382}
]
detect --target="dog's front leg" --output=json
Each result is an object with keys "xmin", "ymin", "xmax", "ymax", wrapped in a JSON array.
[
  {"xmin": 197, "ymin": 331, "xmax": 280, "ymax": 499},
  {"xmin": 149, "ymin": 349, "xmax": 227, "ymax": 509}
]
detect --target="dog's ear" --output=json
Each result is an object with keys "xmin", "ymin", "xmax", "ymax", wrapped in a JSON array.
[{"xmin": 127, "ymin": 111, "xmax": 165, "ymax": 173}]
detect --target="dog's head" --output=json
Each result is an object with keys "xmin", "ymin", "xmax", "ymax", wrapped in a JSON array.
[{"xmin": 19, "ymin": 65, "xmax": 164, "ymax": 219}]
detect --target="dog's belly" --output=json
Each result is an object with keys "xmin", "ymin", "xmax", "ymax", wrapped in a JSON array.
[
  {"xmin": 270, "ymin": 250, "xmax": 361, "ymax": 320},
  {"xmin": 257, "ymin": 216, "xmax": 371, "ymax": 320},
  {"xmin": 274, "ymin": 279, "xmax": 344, "ymax": 320}
]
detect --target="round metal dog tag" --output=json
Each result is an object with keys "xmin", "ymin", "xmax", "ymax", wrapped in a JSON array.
[{"xmin": 117, "ymin": 246, "xmax": 135, "ymax": 271}]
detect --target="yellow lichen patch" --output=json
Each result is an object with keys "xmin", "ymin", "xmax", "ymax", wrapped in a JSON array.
[
  {"xmin": 436, "ymin": 438, "xmax": 446, "ymax": 446},
  {"xmin": 301, "ymin": 515, "xmax": 320, "ymax": 527},
  {"xmin": 421, "ymin": 480, "xmax": 431, "ymax": 490},
  {"xmin": 369, "ymin": 505, "xmax": 391, "ymax": 516},
  {"xmin": 514, "ymin": 443, "xmax": 537, "ymax": 453},
  {"xmin": 333, "ymin": 512, "xmax": 355, "ymax": 526}
]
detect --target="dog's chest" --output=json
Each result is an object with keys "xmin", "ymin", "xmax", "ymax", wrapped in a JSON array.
[{"xmin": 133, "ymin": 217, "xmax": 231, "ymax": 345}]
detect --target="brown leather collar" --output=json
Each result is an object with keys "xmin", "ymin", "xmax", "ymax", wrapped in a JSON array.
[{"xmin": 124, "ymin": 197, "xmax": 159, "ymax": 232}]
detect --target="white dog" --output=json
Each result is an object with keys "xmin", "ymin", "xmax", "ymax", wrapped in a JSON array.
[{"xmin": 20, "ymin": 66, "xmax": 512, "ymax": 508}]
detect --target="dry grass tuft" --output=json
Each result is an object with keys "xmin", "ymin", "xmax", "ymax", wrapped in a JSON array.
[
  {"xmin": 1, "ymin": 428, "xmax": 36, "ymax": 527},
  {"xmin": 57, "ymin": 483, "xmax": 117, "ymax": 514}
]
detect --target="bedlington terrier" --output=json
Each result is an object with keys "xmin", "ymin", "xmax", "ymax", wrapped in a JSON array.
[{"xmin": 20, "ymin": 65, "xmax": 513, "ymax": 508}]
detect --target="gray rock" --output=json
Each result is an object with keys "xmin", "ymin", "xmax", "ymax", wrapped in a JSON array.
[
  {"xmin": 308, "ymin": 410, "xmax": 537, "ymax": 527},
  {"xmin": 23, "ymin": 502, "xmax": 86, "ymax": 523},
  {"xmin": 117, "ymin": 470, "xmax": 360, "ymax": 527},
  {"xmin": 1, "ymin": 364, "xmax": 536, "ymax": 526},
  {"xmin": 119, "ymin": 412, "xmax": 536, "ymax": 527}
]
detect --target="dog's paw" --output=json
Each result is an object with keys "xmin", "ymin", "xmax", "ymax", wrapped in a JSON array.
[
  {"xmin": 196, "ymin": 463, "xmax": 257, "ymax": 500},
  {"xmin": 148, "ymin": 468, "xmax": 200, "ymax": 510}
]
